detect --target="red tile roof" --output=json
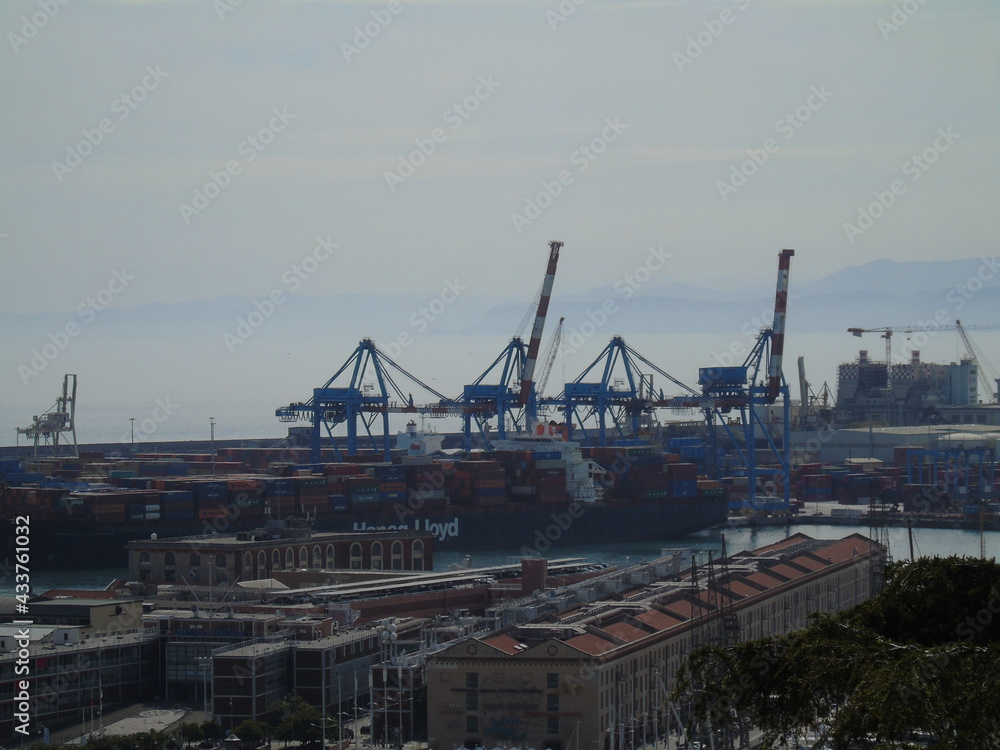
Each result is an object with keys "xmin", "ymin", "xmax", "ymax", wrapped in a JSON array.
[
  {"xmin": 483, "ymin": 634, "xmax": 525, "ymax": 655},
  {"xmin": 634, "ymin": 609, "xmax": 685, "ymax": 631},
  {"xmin": 601, "ymin": 622, "xmax": 650, "ymax": 643},
  {"xmin": 565, "ymin": 633, "xmax": 618, "ymax": 656}
]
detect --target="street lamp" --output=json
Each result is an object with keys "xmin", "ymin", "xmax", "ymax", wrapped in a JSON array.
[{"xmin": 210, "ymin": 417, "xmax": 216, "ymax": 475}]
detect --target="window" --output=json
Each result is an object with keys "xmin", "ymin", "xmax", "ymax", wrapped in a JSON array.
[
  {"xmin": 258, "ymin": 551, "xmax": 267, "ymax": 576},
  {"xmin": 391, "ymin": 541, "xmax": 403, "ymax": 570},
  {"xmin": 466, "ymin": 692, "xmax": 478, "ymax": 711},
  {"xmin": 164, "ymin": 569, "xmax": 176, "ymax": 582},
  {"xmin": 371, "ymin": 542, "xmax": 383, "ymax": 570},
  {"xmin": 466, "ymin": 716, "xmax": 478, "ymax": 733},
  {"xmin": 272, "ymin": 549, "xmax": 282, "ymax": 570},
  {"xmin": 350, "ymin": 543, "xmax": 362, "ymax": 570},
  {"xmin": 466, "ymin": 672, "xmax": 478, "ymax": 689},
  {"xmin": 312, "ymin": 546, "xmax": 322, "ymax": 568},
  {"xmin": 412, "ymin": 539, "xmax": 424, "ymax": 570},
  {"xmin": 547, "ymin": 716, "xmax": 560, "ymax": 735},
  {"xmin": 547, "ymin": 693, "xmax": 559, "ymax": 712},
  {"xmin": 547, "ymin": 672, "xmax": 559, "ymax": 690},
  {"xmin": 285, "ymin": 549, "xmax": 294, "ymax": 569},
  {"xmin": 243, "ymin": 552, "xmax": 253, "ymax": 577},
  {"xmin": 190, "ymin": 553, "xmax": 201, "ymax": 567},
  {"xmin": 164, "ymin": 552, "xmax": 176, "ymax": 567},
  {"xmin": 326, "ymin": 544, "xmax": 335, "ymax": 567},
  {"xmin": 215, "ymin": 554, "xmax": 227, "ymax": 568},
  {"xmin": 138, "ymin": 552, "xmax": 150, "ymax": 565},
  {"xmin": 299, "ymin": 546, "xmax": 308, "ymax": 568}
]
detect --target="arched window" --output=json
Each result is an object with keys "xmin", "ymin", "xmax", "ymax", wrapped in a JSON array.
[
  {"xmin": 258, "ymin": 551, "xmax": 267, "ymax": 577},
  {"xmin": 391, "ymin": 541, "xmax": 403, "ymax": 570},
  {"xmin": 326, "ymin": 544, "xmax": 335, "ymax": 568},
  {"xmin": 370, "ymin": 542, "xmax": 383, "ymax": 570},
  {"xmin": 272, "ymin": 549, "xmax": 282, "ymax": 571},
  {"xmin": 299, "ymin": 546, "xmax": 308, "ymax": 568},
  {"xmin": 412, "ymin": 540, "xmax": 424, "ymax": 571},
  {"xmin": 312, "ymin": 546, "xmax": 322, "ymax": 569},
  {"xmin": 242, "ymin": 552, "xmax": 253, "ymax": 578},
  {"xmin": 138, "ymin": 551, "xmax": 150, "ymax": 565},
  {"xmin": 190, "ymin": 554, "xmax": 201, "ymax": 568},
  {"xmin": 285, "ymin": 548, "xmax": 294, "ymax": 570},
  {"xmin": 164, "ymin": 552, "xmax": 175, "ymax": 567},
  {"xmin": 350, "ymin": 543, "xmax": 362, "ymax": 570},
  {"xmin": 215, "ymin": 554, "xmax": 227, "ymax": 568}
]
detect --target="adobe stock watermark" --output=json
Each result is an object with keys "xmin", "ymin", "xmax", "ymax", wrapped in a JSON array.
[
  {"xmin": 380, "ymin": 278, "xmax": 467, "ymax": 358},
  {"xmin": 878, "ymin": 0, "xmax": 930, "ymax": 41},
  {"xmin": 51, "ymin": 65, "xmax": 169, "ymax": 183},
  {"xmin": 843, "ymin": 127, "xmax": 959, "ymax": 244},
  {"xmin": 708, "ymin": 291, "xmax": 800, "ymax": 368},
  {"xmin": 673, "ymin": 0, "xmax": 751, "ymax": 73},
  {"xmin": 545, "ymin": 0, "xmax": 587, "ymax": 31},
  {"xmin": 562, "ymin": 245, "xmax": 672, "ymax": 356},
  {"xmin": 178, "ymin": 107, "xmax": 295, "ymax": 224},
  {"xmin": 509, "ymin": 117, "xmax": 628, "ymax": 234},
  {"xmin": 223, "ymin": 235, "xmax": 339, "ymax": 353},
  {"xmin": 340, "ymin": 0, "xmax": 403, "ymax": 63},
  {"xmin": 118, "ymin": 397, "xmax": 179, "ymax": 446},
  {"xmin": 213, "ymin": 0, "xmax": 246, "ymax": 21},
  {"xmin": 7, "ymin": 0, "xmax": 71, "ymax": 54},
  {"xmin": 18, "ymin": 267, "xmax": 135, "ymax": 385},
  {"xmin": 717, "ymin": 85, "xmax": 832, "ymax": 202},
  {"xmin": 384, "ymin": 75, "xmax": 501, "ymax": 192}
]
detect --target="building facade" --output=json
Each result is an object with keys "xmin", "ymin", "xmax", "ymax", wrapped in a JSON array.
[
  {"xmin": 128, "ymin": 529, "xmax": 434, "ymax": 587},
  {"xmin": 426, "ymin": 534, "xmax": 882, "ymax": 750}
]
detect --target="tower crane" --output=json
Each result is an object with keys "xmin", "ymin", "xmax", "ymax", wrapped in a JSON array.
[
  {"xmin": 956, "ymin": 319, "xmax": 1000, "ymax": 403},
  {"xmin": 848, "ymin": 322, "xmax": 1000, "ymax": 401}
]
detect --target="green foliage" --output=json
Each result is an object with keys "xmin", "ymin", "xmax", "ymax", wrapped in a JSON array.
[
  {"xmin": 232, "ymin": 719, "xmax": 270, "ymax": 744},
  {"xmin": 201, "ymin": 720, "xmax": 225, "ymax": 740},
  {"xmin": 179, "ymin": 722, "xmax": 205, "ymax": 742},
  {"xmin": 266, "ymin": 694, "xmax": 323, "ymax": 744},
  {"xmin": 674, "ymin": 556, "xmax": 1000, "ymax": 749},
  {"xmin": 76, "ymin": 730, "xmax": 172, "ymax": 750}
]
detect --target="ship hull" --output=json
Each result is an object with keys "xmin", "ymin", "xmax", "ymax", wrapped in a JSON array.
[{"xmin": 3, "ymin": 498, "xmax": 727, "ymax": 571}]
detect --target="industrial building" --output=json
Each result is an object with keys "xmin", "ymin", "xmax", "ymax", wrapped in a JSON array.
[
  {"xmin": 127, "ymin": 527, "xmax": 434, "ymax": 588},
  {"xmin": 835, "ymin": 350, "xmax": 983, "ymax": 426},
  {"xmin": 425, "ymin": 533, "xmax": 882, "ymax": 750}
]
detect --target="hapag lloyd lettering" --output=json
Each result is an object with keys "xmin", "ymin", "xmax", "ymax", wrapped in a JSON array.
[{"xmin": 352, "ymin": 517, "xmax": 459, "ymax": 541}]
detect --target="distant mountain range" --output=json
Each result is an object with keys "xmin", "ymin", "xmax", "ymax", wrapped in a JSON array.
[{"xmin": 3, "ymin": 257, "xmax": 997, "ymax": 341}]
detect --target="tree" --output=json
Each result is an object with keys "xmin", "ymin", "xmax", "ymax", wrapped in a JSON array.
[
  {"xmin": 232, "ymin": 719, "xmax": 270, "ymax": 745},
  {"xmin": 673, "ymin": 556, "xmax": 1000, "ymax": 749},
  {"xmin": 179, "ymin": 722, "xmax": 205, "ymax": 745},
  {"xmin": 201, "ymin": 720, "xmax": 225, "ymax": 741},
  {"xmin": 266, "ymin": 694, "xmax": 322, "ymax": 746}
]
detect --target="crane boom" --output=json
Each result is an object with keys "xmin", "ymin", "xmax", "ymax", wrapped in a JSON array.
[
  {"xmin": 766, "ymin": 249, "xmax": 794, "ymax": 402},
  {"xmin": 519, "ymin": 241, "xmax": 563, "ymax": 413},
  {"xmin": 955, "ymin": 319, "xmax": 998, "ymax": 403},
  {"xmin": 537, "ymin": 317, "xmax": 564, "ymax": 398}
]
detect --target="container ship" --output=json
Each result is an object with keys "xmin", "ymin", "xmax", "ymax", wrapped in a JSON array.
[{"xmin": 0, "ymin": 439, "xmax": 729, "ymax": 571}]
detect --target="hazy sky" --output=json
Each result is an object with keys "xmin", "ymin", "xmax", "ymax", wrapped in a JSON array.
[{"xmin": 1, "ymin": 0, "xmax": 998, "ymax": 317}]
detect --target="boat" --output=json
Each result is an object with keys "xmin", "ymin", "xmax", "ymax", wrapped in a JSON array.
[{"xmin": 0, "ymin": 438, "xmax": 729, "ymax": 570}]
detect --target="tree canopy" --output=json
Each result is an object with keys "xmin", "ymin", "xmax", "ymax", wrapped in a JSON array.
[{"xmin": 673, "ymin": 555, "xmax": 1000, "ymax": 749}]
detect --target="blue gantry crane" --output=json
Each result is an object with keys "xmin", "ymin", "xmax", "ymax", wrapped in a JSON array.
[
  {"xmin": 698, "ymin": 249, "xmax": 794, "ymax": 510},
  {"xmin": 550, "ymin": 336, "xmax": 700, "ymax": 446},
  {"xmin": 276, "ymin": 241, "xmax": 564, "ymax": 458}
]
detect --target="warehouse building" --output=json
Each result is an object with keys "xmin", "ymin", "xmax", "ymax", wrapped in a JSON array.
[{"xmin": 425, "ymin": 533, "xmax": 882, "ymax": 750}]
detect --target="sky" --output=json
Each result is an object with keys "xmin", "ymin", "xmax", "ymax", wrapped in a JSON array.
[{"xmin": 1, "ymin": 0, "xmax": 998, "ymax": 443}]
